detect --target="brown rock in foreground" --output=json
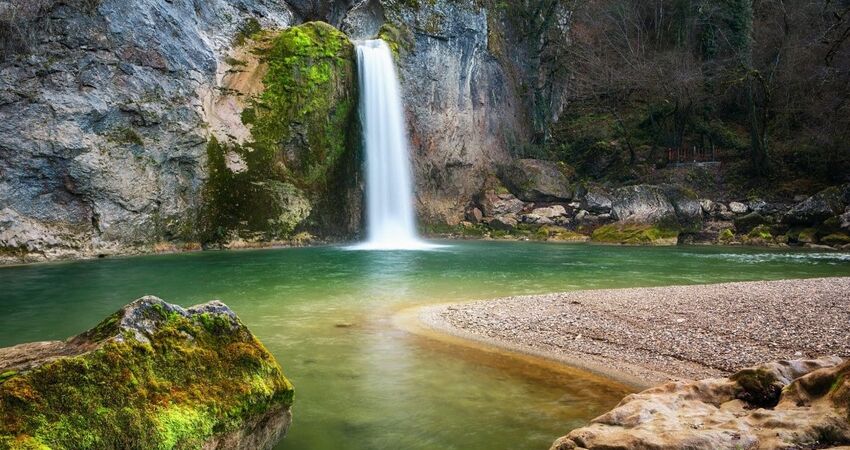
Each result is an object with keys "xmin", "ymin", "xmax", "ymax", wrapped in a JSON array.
[{"xmin": 552, "ymin": 357, "xmax": 850, "ymax": 450}]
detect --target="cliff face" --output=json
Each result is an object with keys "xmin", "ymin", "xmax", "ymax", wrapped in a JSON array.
[
  {"xmin": 0, "ymin": 0, "xmax": 529, "ymax": 262},
  {"xmin": 0, "ymin": 0, "xmax": 296, "ymax": 261}
]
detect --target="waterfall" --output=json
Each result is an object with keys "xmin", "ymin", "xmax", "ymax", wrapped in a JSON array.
[{"xmin": 352, "ymin": 40, "xmax": 436, "ymax": 250}]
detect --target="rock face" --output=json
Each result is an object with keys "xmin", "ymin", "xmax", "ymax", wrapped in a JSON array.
[
  {"xmin": 552, "ymin": 357, "xmax": 850, "ymax": 450},
  {"xmin": 0, "ymin": 0, "xmax": 296, "ymax": 262},
  {"xmin": 202, "ymin": 21, "xmax": 362, "ymax": 244},
  {"xmin": 0, "ymin": 296, "xmax": 294, "ymax": 449},
  {"xmin": 500, "ymin": 159, "xmax": 572, "ymax": 203},
  {"xmin": 381, "ymin": 0, "xmax": 529, "ymax": 224}
]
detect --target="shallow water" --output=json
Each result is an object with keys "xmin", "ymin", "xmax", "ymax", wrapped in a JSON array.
[{"xmin": 1, "ymin": 241, "xmax": 849, "ymax": 449}]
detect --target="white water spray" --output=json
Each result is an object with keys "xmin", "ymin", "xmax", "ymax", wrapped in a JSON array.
[{"xmin": 351, "ymin": 40, "xmax": 437, "ymax": 251}]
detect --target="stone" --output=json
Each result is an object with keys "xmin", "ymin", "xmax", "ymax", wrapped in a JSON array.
[
  {"xmin": 489, "ymin": 215, "xmax": 518, "ymax": 231},
  {"xmin": 821, "ymin": 232, "xmax": 850, "ymax": 247},
  {"xmin": 591, "ymin": 224, "xmax": 679, "ymax": 246},
  {"xmin": 0, "ymin": 296, "xmax": 293, "ymax": 449},
  {"xmin": 479, "ymin": 191, "xmax": 525, "ymax": 217},
  {"xmin": 784, "ymin": 184, "xmax": 850, "ymax": 225},
  {"xmin": 699, "ymin": 199, "xmax": 715, "ymax": 214},
  {"xmin": 531, "ymin": 205, "xmax": 567, "ymax": 219},
  {"xmin": 734, "ymin": 212, "xmax": 770, "ymax": 233},
  {"xmin": 729, "ymin": 202, "xmax": 749, "ymax": 214},
  {"xmin": 551, "ymin": 358, "xmax": 850, "ymax": 450},
  {"xmin": 520, "ymin": 214, "xmax": 553, "ymax": 225},
  {"xmin": 611, "ymin": 185, "xmax": 676, "ymax": 225},
  {"xmin": 500, "ymin": 159, "xmax": 572, "ymax": 202},
  {"xmin": 465, "ymin": 207, "xmax": 483, "ymax": 224},
  {"xmin": 841, "ymin": 209, "xmax": 850, "ymax": 232},
  {"xmin": 582, "ymin": 188, "xmax": 614, "ymax": 214}
]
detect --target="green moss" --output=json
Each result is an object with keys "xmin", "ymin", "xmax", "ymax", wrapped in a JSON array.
[
  {"xmin": 821, "ymin": 233, "xmax": 850, "ymax": 246},
  {"xmin": 732, "ymin": 368, "xmax": 782, "ymax": 408},
  {"xmin": 591, "ymin": 224, "xmax": 680, "ymax": 245},
  {"xmin": 797, "ymin": 227, "xmax": 818, "ymax": 244},
  {"xmin": 0, "ymin": 301, "xmax": 293, "ymax": 449},
  {"xmin": 0, "ymin": 371, "xmax": 16, "ymax": 384},
  {"xmin": 718, "ymin": 228, "xmax": 735, "ymax": 243},
  {"xmin": 378, "ymin": 23, "xmax": 414, "ymax": 57},
  {"xmin": 201, "ymin": 22, "xmax": 359, "ymax": 243},
  {"xmin": 747, "ymin": 224, "xmax": 772, "ymax": 240},
  {"xmin": 233, "ymin": 17, "xmax": 262, "ymax": 46}
]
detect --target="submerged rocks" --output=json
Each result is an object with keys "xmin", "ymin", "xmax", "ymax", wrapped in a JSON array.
[
  {"xmin": 500, "ymin": 159, "xmax": 573, "ymax": 202},
  {"xmin": 552, "ymin": 357, "xmax": 850, "ymax": 450},
  {"xmin": 0, "ymin": 297, "xmax": 293, "ymax": 449}
]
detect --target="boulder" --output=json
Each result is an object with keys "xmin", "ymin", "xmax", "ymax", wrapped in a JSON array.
[
  {"xmin": 582, "ymin": 188, "xmax": 614, "ymax": 214},
  {"xmin": 699, "ymin": 199, "xmax": 715, "ymax": 214},
  {"xmin": 551, "ymin": 357, "xmax": 850, "ymax": 450},
  {"xmin": 532, "ymin": 205, "xmax": 568, "ymax": 219},
  {"xmin": 784, "ymin": 184, "xmax": 850, "ymax": 225},
  {"xmin": 728, "ymin": 202, "xmax": 749, "ymax": 214},
  {"xmin": 734, "ymin": 212, "xmax": 770, "ymax": 233},
  {"xmin": 821, "ymin": 233, "xmax": 850, "ymax": 247},
  {"xmin": 489, "ymin": 215, "xmax": 519, "ymax": 231},
  {"xmin": 465, "ymin": 207, "xmax": 483, "ymax": 224},
  {"xmin": 479, "ymin": 191, "xmax": 525, "ymax": 217},
  {"xmin": 841, "ymin": 208, "xmax": 850, "ymax": 232},
  {"xmin": 0, "ymin": 297, "xmax": 293, "ymax": 450},
  {"xmin": 611, "ymin": 185, "xmax": 677, "ymax": 225},
  {"xmin": 500, "ymin": 159, "xmax": 572, "ymax": 202}
]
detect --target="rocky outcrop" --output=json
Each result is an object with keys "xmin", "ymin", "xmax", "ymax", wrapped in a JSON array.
[
  {"xmin": 382, "ymin": 0, "xmax": 529, "ymax": 224},
  {"xmin": 552, "ymin": 357, "xmax": 850, "ymax": 450},
  {"xmin": 0, "ymin": 0, "xmax": 296, "ymax": 263},
  {"xmin": 500, "ymin": 159, "xmax": 572, "ymax": 203},
  {"xmin": 0, "ymin": 296, "xmax": 293, "ymax": 449},
  {"xmin": 202, "ymin": 21, "xmax": 362, "ymax": 244}
]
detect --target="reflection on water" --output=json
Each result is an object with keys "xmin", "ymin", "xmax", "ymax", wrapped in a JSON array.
[{"xmin": 0, "ymin": 242, "xmax": 848, "ymax": 450}]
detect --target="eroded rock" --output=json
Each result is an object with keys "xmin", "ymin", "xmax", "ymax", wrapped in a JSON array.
[
  {"xmin": 500, "ymin": 159, "xmax": 572, "ymax": 203},
  {"xmin": 0, "ymin": 296, "xmax": 293, "ymax": 449},
  {"xmin": 551, "ymin": 357, "xmax": 850, "ymax": 450}
]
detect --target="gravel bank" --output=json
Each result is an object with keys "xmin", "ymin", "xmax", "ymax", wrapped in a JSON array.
[{"xmin": 417, "ymin": 277, "xmax": 850, "ymax": 387}]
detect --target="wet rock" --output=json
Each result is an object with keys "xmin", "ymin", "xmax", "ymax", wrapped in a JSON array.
[
  {"xmin": 500, "ymin": 159, "xmax": 572, "ymax": 202},
  {"xmin": 551, "ymin": 358, "xmax": 850, "ymax": 450},
  {"xmin": 0, "ymin": 296, "xmax": 294, "ymax": 449}
]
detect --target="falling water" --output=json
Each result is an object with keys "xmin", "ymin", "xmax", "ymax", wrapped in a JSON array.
[{"xmin": 352, "ymin": 40, "xmax": 437, "ymax": 250}]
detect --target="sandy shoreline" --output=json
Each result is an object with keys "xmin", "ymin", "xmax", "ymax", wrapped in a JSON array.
[{"xmin": 406, "ymin": 277, "xmax": 850, "ymax": 388}]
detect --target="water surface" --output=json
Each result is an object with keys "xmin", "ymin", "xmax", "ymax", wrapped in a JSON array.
[{"xmin": 1, "ymin": 242, "xmax": 849, "ymax": 449}]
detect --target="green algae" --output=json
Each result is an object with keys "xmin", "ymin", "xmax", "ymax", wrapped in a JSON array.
[
  {"xmin": 591, "ymin": 224, "xmax": 680, "ymax": 245},
  {"xmin": 0, "ymin": 300, "xmax": 293, "ymax": 450}
]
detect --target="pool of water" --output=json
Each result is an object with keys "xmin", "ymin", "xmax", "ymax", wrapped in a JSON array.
[{"xmin": 1, "ymin": 241, "xmax": 849, "ymax": 449}]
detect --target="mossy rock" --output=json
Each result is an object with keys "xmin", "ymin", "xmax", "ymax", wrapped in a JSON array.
[
  {"xmin": 731, "ymin": 368, "xmax": 783, "ymax": 408},
  {"xmin": 718, "ymin": 228, "xmax": 735, "ymax": 244},
  {"xmin": 201, "ymin": 21, "xmax": 361, "ymax": 243},
  {"xmin": 821, "ymin": 233, "xmax": 850, "ymax": 247},
  {"xmin": 797, "ymin": 227, "xmax": 819, "ymax": 244},
  {"xmin": 0, "ymin": 297, "xmax": 293, "ymax": 450},
  {"xmin": 537, "ymin": 226, "xmax": 590, "ymax": 242},
  {"xmin": 591, "ymin": 224, "xmax": 679, "ymax": 246}
]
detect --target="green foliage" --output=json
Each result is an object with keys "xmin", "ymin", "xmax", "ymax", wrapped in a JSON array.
[
  {"xmin": 0, "ymin": 301, "xmax": 293, "ymax": 449},
  {"xmin": 591, "ymin": 224, "xmax": 680, "ymax": 245}
]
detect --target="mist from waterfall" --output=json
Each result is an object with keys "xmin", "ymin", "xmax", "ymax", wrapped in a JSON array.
[{"xmin": 351, "ymin": 40, "xmax": 438, "ymax": 251}]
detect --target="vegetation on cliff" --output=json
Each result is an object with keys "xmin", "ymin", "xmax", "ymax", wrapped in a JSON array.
[
  {"xmin": 201, "ymin": 21, "xmax": 360, "ymax": 244},
  {"xmin": 0, "ymin": 297, "xmax": 293, "ymax": 449}
]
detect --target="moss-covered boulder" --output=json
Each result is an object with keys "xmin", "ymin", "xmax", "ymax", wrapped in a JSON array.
[
  {"xmin": 202, "ymin": 21, "xmax": 361, "ymax": 244},
  {"xmin": 591, "ymin": 223, "xmax": 679, "ymax": 246},
  {"xmin": 0, "ymin": 297, "xmax": 293, "ymax": 450}
]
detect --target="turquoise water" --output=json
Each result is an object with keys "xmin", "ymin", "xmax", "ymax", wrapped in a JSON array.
[{"xmin": 1, "ymin": 242, "xmax": 849, "ymax": 449}]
